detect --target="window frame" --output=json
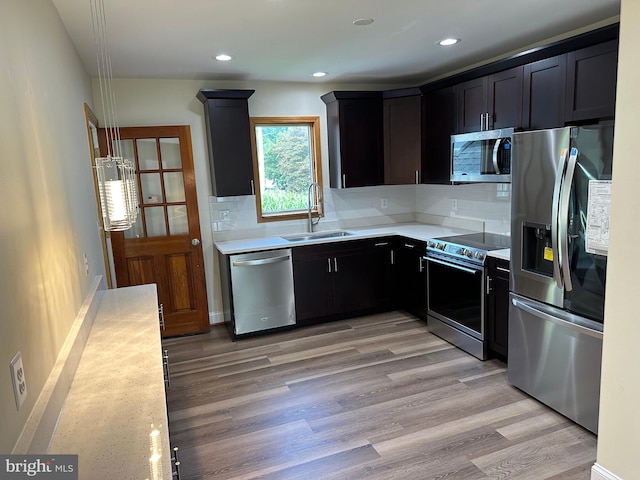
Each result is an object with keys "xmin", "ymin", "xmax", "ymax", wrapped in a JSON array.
[{"xmin": 249, "ymin": 116, "xmax": 324, "ymax": 223}]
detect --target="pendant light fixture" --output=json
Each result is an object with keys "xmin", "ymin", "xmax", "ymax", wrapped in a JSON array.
[{"xmin": 90, "ymin": 0, "xmax": 138, "ymax": 231}]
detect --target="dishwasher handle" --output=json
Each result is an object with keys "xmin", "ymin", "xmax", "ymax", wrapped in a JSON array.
[{"xmin": 232, "ymin": 254, "xmax": 291, "ymax": 267}]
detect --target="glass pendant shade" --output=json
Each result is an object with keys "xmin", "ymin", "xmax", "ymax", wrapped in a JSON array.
[{"xmin": 96, "ymin": 156, "xmax": 138, "ymax": 231}]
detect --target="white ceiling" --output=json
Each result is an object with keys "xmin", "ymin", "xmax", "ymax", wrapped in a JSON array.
[{"xmin": 51, "ymin": 0, "xmax": 621, "ymax": 85}]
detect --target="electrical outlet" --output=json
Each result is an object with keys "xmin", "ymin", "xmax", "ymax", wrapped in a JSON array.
[
  {"xmin": 10, "ymin": 352, "xmax": 27, "ymax": 410},
  {"xmin": 452, "ymin": 199, "xmax": 458, "ymax": 211},
  {"xmin": 381, "ymin": 198, "xmax": 388, "ymax": 209},
  {"xmin": 219, "ymin": 210, "xmax": 230, "ymax": 221},
  {"xmin": 83, "ymin": 253, "xmax": 89, "ymax": 276}
]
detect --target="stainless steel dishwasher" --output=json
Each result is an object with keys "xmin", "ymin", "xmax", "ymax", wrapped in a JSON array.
[{"xmin": 229, "ymin": 249, "xmax": 296, "ymax": 335}]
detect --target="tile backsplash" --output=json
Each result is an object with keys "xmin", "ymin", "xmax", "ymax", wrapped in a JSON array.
[{"xmin": 210, "ymin": 183, "xmax": 510, "ymax": 241}]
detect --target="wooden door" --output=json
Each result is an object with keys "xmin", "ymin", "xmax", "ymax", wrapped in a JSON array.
[{"xmin": 104, "ymin": 125, "xmax": 210, "ymax": 337}]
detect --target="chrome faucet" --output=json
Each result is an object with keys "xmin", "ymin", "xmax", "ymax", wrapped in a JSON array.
[{"xmin": 307, "ymin": 182, "xmax": 323, "ymax": 232}]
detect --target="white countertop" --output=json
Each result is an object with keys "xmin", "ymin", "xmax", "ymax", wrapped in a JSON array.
[
  {"xmin": 488, "ymin": 248, "xmax": 511, "ymax": 261},
  {"xmin": 215, "ymin": 222, "xmax": 480, "ymax": 255},
  {"xmin": 49, "ymin": 285, "xmax": 172, "ymax": 480}
]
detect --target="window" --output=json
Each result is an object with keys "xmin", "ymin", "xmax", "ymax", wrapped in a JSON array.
[{"xmin": 250, "ymin": 116, "xmax": 323, "ymax": 222}]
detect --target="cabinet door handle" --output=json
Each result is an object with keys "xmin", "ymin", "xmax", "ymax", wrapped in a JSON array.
[
  {"xmin": 163, "ymin": 350, "xmax": 171, "ymax": 388},
  {"xmin": 486, "ymin": 275, "xmax": 492, "ymax": 294},
  {"xmin": 342, "ymin": 174, "xmax": 347, "ymax": 188},
  {"xmin": 404, "ymin": 243, "xmax": 415, "ymax": 249},
  {"xmin": 418, "ymin": 256, "xmax": 424, "ymax": 273},
  {"xmin": 480, "ymin": 113, "xmax": 485, "ymax": 131},
  {"xmin": 158, "ymin": 304, "xmax": 165, "ymax": 331},
  {"xmin": 496, "ymin": 266, "xmax": 510, "ymax": 273},
  {"xmin": 374, "ymin": 242, "xmax": 389, "ymax": 247},
  {"xmin": 334, "ymin": 257, "xmax": 338, "ymax": 272},
  {"xmin": 327, "ymin": 257, "xmax": 332, "ymax": 273},
  {"xmin": 390, "ymin": 250, "xmax": 395, "ymax": 265},
  {"xmin": 415, "ymin": 170, "xmax": 419, "ymax": 184},
  {"xmin": 250, "ymin": 179, "xmax": 255, "ymax": 195}
]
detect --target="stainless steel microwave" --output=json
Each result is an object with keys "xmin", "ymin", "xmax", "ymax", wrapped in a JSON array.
[{"xmin": 450, "ymin": 127, "xmax": 514, "ymax": 183}]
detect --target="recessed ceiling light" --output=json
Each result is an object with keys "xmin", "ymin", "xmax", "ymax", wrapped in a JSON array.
[
  {"xmin": 215, "ymin": 54, "xmax": 232, "ymax": 61},
  {"xmin": 437, "ymin": 38, "xmax": 461, "ymax": 46},
  {"xmin": 353, "ymin": 18, "xmax": 374, "ymax": 26},
  {"xmin": 312, "ymin": 72, "xmax": 327, "ymax": 78}
]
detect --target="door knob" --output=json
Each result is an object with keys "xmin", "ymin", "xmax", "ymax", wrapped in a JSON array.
[{"xmin": 191, "ymin": 238, "xmax": 201, "ymax": 246}]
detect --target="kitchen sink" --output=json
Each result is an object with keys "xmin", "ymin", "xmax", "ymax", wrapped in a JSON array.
[{"xmin": 281, "ymin": 230, "xmax": 353, "ymax": 242}]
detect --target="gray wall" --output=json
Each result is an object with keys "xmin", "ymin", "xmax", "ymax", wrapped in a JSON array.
[{"xmin": 0, "ymin": 0, "xmax": 105, "ymax": 452}]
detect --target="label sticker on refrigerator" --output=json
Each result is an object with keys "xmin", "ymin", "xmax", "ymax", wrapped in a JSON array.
[
  {"xmin": 543, "ymin": 246, "xmax": 554, "ymax": 261},
  {"xmin": 585, "ymin": 180, "xmax": 612, "ymax": 256}
]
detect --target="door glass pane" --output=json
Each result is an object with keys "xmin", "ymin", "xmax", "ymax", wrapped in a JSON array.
[
  {"xmin": 160, "ymin": 138, "xmax": 182, "ymax": 169},
  {"xmin": 137, "ymin": 138, "xmax": 158, "ymax": 170},
  {"xmin": 140, "ymin": 173, "xmax": 163, "ymax": 204},
  {"xmin": 119, "ymin": 139, "xmax": 134, "ymax": 162},
  {"xmin": 145, "ymin": 207, "xmax": 166, "ymax": 237},
  {"xmin": 124, "ymin": 208, "xmax": 144, "ymax": 238},
  {"xmin": 168, "ymin": 205, "xmax": 189, "ymax": 235},
  {"xmin": 164, "ymin": 172, "xmax": 185, "ymax": 203}
]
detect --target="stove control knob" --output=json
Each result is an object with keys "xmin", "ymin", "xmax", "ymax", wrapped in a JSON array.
[
  {"xmin": 464, "ymin": 248, "xmax": 473, "ymax": 258},
  {"xmin": 437, "ymin": 243, "xmax": 446, "ymax": 251},
  {"xmin": 474, "ymin": 251, "xmax": 485, "ymax": 260},
  {"xmin": 427, "ymin": 240, "xmax": 435, "ymax": 248}
]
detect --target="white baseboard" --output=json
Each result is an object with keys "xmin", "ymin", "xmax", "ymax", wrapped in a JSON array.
[
  {"xmin": 12, "ymin": 276, "xmax": 105, "ymax": 454},
  {"xmin": 592, "ymin": 463, "xmax": 623, "ymax": 480},
  {"xmin": 209, "ymin": 311, "xmax": 225, "ymax": 325}
]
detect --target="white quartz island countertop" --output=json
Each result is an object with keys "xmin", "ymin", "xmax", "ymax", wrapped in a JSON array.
[
  {"xmin": 215, "ymin": 222, "xmax": 483, "ymax": 255},
  {"xmin": 48, "ymin": 284, "xmax": 172, "ymax": 480}
]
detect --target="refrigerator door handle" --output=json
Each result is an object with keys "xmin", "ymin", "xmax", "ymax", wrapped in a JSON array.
[
  {"xmin": 558, "ymin": 147, "xmax": 579, "ymax": 292},
  {"xmin": 492, "ymin": 138, "xmax": 503, "ymax": 174},
  {"xmin": 551, "ymin": 148, "xmax": 569, "ymax": 289}
]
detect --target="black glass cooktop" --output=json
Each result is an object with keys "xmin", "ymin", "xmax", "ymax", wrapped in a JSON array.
[{"xmin": 433, "ymin": 232, "xmax": 510, "ymax": 251}]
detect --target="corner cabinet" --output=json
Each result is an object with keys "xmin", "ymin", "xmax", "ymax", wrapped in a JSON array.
[
  {"xmin": 383, "ymin": 91, "xmax": 422, "ymax": 185},
  {"xmin": 486, "ymin": 256, "xmax": 510, "ymax": 360},
  {"xmin": 565, "ymin": 40, "xmax": 618, "ymax": 123},
  {"xmin": 321, "ymin": 91, "xmax": 384, "ymax": 188},
  {"xmin": 197, "ymin": 89, "xmax": 255, "ymax": 197}
]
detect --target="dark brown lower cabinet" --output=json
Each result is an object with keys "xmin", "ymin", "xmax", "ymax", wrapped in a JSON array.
[
  {"xmin": 486, "ymin": 257, "xmax": 510, "ymax": 360},
  {"xmin": 292, "ymin": 240, "xmax": 379, "ymax": 325},
  {"xmin": 395, "ymin": 239, "xmax": 427, "ymax": 320}
]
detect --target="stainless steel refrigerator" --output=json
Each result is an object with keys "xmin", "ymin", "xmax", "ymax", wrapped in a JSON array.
[{"xmin": 510, "ymin": 124, "xmax": 614, "ymax": 434}]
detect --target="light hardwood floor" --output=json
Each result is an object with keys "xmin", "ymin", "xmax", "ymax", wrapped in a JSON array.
[{"xmin": 163, "ymin": 311, "xmax": 596, "ymax": 480}]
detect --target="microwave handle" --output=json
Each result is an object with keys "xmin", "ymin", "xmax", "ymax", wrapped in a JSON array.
[{"xmin": 492, "ymin": 137, "xmax": 504, "ymax": 174}]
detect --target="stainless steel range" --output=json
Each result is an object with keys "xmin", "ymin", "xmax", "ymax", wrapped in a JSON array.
[{"xmin": 425, "ymin": 232, "xmax": 510, "ymax": 360}]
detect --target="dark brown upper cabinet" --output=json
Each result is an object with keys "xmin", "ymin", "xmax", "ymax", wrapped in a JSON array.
[
  {"xmin": 457, "ymin": 66, "xmax": 524, "ymax": 133},
  {"xmin": 321, "ymin": 91, "xmax": 384, "ymax": 188},
  {"xmin": 522, "ymin": 55, "xmax": 567, "ymax": 130},
  {"xmin": 422, "ymin": 85, "xmax": 457, "ymax": 184},
  {"xmin": 383, "ymin": 93, "xmax": 422, "ymax": 185},
  {"xmin": 565, "ymin": 40, "xmax": 618, "ymax": 123},
  {"xmin": 197, "ymin": 89, "xmax": 255, "ymax": 197}
]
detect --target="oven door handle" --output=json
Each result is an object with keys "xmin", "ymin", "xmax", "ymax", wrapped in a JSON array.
[{"xmin": 425, "ymin": 256, "xmax": 480, "ymax": 275}]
